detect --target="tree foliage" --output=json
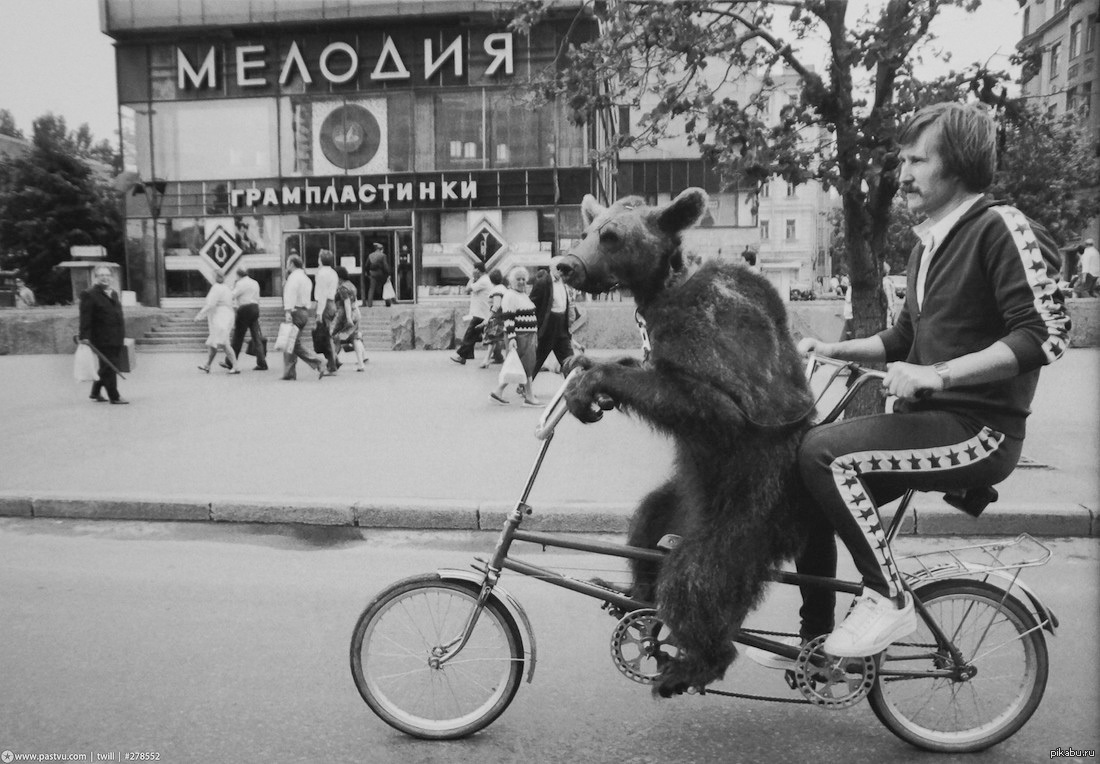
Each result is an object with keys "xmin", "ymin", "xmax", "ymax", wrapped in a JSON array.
[
  {"xmin": 511, "ymin": 2, "xmax": 1016, "ymax": 325},
  {"xmin": 0, "ymin": 109, "xmax": 24, "ymax": 139},
  {"xmin": 509, "ymin": 0, "xmax": 1022, "ymax": 413},
  {"xmin": 0, "ymin": 114, "xmax": 124, "ymax": 304}
]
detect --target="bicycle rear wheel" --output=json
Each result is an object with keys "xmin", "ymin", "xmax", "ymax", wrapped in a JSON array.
[
  {"xmin": 350, "ymin": 575, "xmax": 524, "ymax": 739},
  {"xmin": 868, "ymin": 579, "xmax": 1048, "ymax": 752}
]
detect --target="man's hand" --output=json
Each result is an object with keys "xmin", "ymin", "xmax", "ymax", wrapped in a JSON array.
[{"xmin": 884, "ymin": 362, "xmax": 943, "ymax": 401}]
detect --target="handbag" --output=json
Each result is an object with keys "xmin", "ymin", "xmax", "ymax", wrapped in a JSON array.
[
  {"xmin": 73, "ymin": 343, "xmax": 99, "ymax": 382},
  {"xmin": 274, "ymin": 321, "xmax": 298, "ymax": 352},
  {"xmin": 382, "ymin": 279, "xmax": 396, "ymax": 301},
  {"xmin": 311, "ymin": 323, "xmax": 332, "ymax": 355},
  {"xmin": 498, "ymin": 348, "xmax": 527, "ymax": 385},
  {"xmin": 244, "ymin": 336, "xmax": 265, "ymax": 356}
]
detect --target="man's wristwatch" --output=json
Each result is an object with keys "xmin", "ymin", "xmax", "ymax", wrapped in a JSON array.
[{"xmin": 933, "ymin": 362, "xmax": 952, "ymax": 390}]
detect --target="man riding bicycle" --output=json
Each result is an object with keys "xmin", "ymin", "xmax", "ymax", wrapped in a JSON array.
[{"xmin": 751, "ymin": 102, "xmax": 1069, "ymax": 666}]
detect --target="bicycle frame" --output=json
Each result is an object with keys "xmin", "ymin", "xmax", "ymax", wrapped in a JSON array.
[{"xmin": 441, "ymin": 356, "xmax": 1053, "ymax": 682}]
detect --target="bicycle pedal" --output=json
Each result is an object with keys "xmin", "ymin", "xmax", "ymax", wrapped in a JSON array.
[{"xmin": 784, "ymin": 669, "xmax": 799, "ymax": 690}]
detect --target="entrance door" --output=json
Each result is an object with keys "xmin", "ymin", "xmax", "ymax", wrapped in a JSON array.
[{"xmin": 359, "ymin": 229, "xmax": 414, "ymax": 304}]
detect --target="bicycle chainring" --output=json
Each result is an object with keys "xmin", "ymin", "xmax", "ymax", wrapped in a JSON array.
[
  {"xmin": 792, "ymin": 635, "xmax": 877, "ymax": 708},
  {"xmin": 609, "ymin": 608, "xmax": 679, "ymax": 684}
]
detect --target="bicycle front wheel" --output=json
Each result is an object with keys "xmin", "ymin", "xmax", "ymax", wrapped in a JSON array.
[
  {"xmin": 868, "ymin": 579, "xmax": 1048, "ymax": 752},
  {"xmin": 350, "ymin": 576, "xmax": 524, "ymax": 740}
]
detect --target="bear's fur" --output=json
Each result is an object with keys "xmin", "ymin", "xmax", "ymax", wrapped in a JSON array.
[{"xmin": 556, "ymin": 188, "xmax": 816, "ymax": 697}]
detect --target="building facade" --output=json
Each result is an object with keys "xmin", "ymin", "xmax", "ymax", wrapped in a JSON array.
[
  {"xmin": 101, "ymin": 0, "xmax": 597, "ymax": 307},
  {"xmin": 1017, "ymin": 0, "xmax": 1100, "ymax": 244}
]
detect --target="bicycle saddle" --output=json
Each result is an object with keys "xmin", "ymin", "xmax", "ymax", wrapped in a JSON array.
[{"xmin": 942, "ymin": 486, "xmax": 999, "ymax": 518}]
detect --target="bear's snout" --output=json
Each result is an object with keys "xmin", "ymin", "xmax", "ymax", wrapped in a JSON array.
[{"xmin": 555, "ymin": 254, "xmax": 585, "ymax": 287}]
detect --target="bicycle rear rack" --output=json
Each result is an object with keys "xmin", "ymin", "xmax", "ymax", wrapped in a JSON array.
[{"xmin": 899, "ymin": 533, "xmax": 1052, "ymax": 580}]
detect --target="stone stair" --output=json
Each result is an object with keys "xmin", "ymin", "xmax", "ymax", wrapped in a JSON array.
[{"xmin": 137, "ymin": 305, "xmax": 396, "ymax": 352}]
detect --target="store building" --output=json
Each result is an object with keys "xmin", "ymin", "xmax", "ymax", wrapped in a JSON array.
[{"xmin": 100, "ymin": 0, "xmax": 596, "ymax": 308}]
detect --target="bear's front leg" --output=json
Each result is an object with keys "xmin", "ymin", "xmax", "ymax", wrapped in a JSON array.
[{"xmin": 563, "ymin": 362, "xmax": 619, "ymax": 423}]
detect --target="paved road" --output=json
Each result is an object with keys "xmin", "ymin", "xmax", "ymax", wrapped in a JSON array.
[
  {"xmin": 0, "ymin": 519, "xmax": 1096, "ymax": 764},
  {"xmin": 0, "ymin": 348, "xmax": 1096, "ymax": 533}
]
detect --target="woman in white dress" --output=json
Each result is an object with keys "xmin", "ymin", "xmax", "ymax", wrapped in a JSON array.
[{"xmin": 195, "ymin": 271, "xmax": 240, "ymax": 374}]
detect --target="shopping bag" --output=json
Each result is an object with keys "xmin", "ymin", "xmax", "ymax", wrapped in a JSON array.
[
  {"xmin": 382, "ymin": 279, "xmax": 396, "ymax": 301},
  {"xmin": 244, "ymin": 336, "xmax": 265, "ymax": 357},
  {"xmin": 274, "ymin": 322, "xmax": 298, "ymax": 352},
  {"xmin": 117, "ymin": 338, "xmax": 136, "ymax": 373},
  {"xmin": 73, "ymin": 343, "xmax": 99, "ymax": 382},
  {"xmin": 498, "ymin": 348, "xmax": 527, "ymax": 385}
]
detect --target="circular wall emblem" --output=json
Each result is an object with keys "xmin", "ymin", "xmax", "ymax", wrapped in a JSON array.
[{"xmin": 319, "ymin": 104, "xmax": 381, "ymax": 170}]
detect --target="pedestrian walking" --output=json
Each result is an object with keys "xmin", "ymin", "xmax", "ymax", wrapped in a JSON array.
[
  {"xmin": 14, "ymin": 278, "xmax": 35, "ymax": 308},
  {"xmin": 1080, "ymin": 238, "xmax": 1099, "ymax": 297},
  {"xmin": 314, "ymin": 249, "xmax": 340, "ymax": 372},
  {"xmin": 478, "ymin": 269, "xmax": 507, "ymax": 367},
  {"xmin": 195, "ymin": 271, "xmax": 240, "ymax": 374},
  {"xmin": 281, "ymin": 255, "xmax": 330, "ymax": 381},
  {"xmin": 489, "ymin": 267, "xmax": 541, "ymax": 407},
  {"xmin": 451, "ymin": 263, "xmax": 492, "ymax": 365},
  {"xmin": 332, "ymin": 265, "xmax": 368, "ymax": 371},
  {"xmin": 228, "ymin": 266, "xmax": 267, "ymax": 371},
  {"xmin": 365, "ymin": 242, "xmax": 392, "ymax": 308},
  {"xmin": 530, "ymin": 261, "xmax": 574, "ymax": 378},
  {"xmin": 78, "ymin": 265, "xmax": 128, "ymax": 404}
]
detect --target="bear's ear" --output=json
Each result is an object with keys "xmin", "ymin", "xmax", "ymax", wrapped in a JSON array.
[
  {"xmin": 581, "ymin": 194, "xmax": 607, "ymax": 227},
  {"xmin": 657, "ymin": 187, "xmax": 708, "ymax": 234}
]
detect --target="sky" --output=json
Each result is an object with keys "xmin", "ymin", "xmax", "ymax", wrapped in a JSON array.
[{"xmin": 0, "ymin": 0, "xmax": 1025, "ymax": 146}]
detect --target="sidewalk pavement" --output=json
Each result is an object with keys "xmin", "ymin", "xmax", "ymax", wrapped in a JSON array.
[{"xmin": 0, "ymin": 347, "xmax": 1096, "ymax": 537}]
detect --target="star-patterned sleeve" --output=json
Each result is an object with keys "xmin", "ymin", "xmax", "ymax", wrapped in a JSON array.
[{"xmin": 986, "ymin": 206, "xmax": 1069, "ymax": 371}]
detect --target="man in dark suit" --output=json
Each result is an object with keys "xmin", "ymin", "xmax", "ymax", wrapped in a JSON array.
[
  {"xmin": 79, "ymin": 265, "xmax": 128, "ymax": 404},
  {"xmin": 530, "ymin": 262, "xmax": 574, "ymax": 379}
]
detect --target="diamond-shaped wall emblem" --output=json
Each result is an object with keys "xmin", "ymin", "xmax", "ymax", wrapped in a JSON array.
[
  {"xmin": 198, "ymin": 226, "xmax": 244, "ymax": 274},
  {"xmin": 466, "ymin": 222, "xmax": 504, "ymax": 264}
]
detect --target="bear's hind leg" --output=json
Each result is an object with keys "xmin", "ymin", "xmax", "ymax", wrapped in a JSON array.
[{"xmin": 625, "ymin": 480, "xmax": 683, "ymax": 603}]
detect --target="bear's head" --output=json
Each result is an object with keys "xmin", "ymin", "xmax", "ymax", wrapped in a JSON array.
[{"xmin": 556, "ymin": 188, "xmax": 708, "ymax": 302}]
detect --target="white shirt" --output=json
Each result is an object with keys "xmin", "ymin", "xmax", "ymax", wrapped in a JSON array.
[
  {"xmin": 912, "ymin": 193, "xmax": 984, "ymax": 310},
  {"xmin": 232, "ymin": 275, "xmax": 260, "ymax": 306},
  {"xmin": 314, "ymin": 265, "xmax": 339, "ymax": 309},
  {"xmin": 1081, "ymin": 244, "xmax": 1100, "ymax": 277},
  {"xmin": 551, "ymin": 279, "xmax": 568, "ymax": 313},
  {"xmin": 283, "ymin": 268, "xmax": 313, "ymax": 311},
  {"xmin": 467, "ymin": 274, "xmax": 492, "ymax": 319}
]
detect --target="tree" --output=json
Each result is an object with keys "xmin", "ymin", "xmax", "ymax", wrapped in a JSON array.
[
  {"xmin": 988, "ymin": 108, "xmax": 1098, "ymax": 247},
  {"xmin": 0, "ymin": 109, "xmax": 24, "ymax": 139},
  {"xmin": 0, "ymin": 114, "xmax": 123, "ymax": 304},
  {"xmin": 510, "ymin": 0, "xmax": 1030, "ymax": 412}
]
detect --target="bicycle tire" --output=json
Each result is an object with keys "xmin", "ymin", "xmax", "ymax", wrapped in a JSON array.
[
  {"xmin": 350, "ymin": 575, "xmax": 524, "ymax": 740},
  {"xmin": 868, "ymin": 578, "xmax": 1048, "ymax": 752}
]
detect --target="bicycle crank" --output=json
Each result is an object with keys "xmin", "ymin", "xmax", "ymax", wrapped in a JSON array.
[
  {"xmin": 609, "ymin": 608, "xmax": 680, "ymax": 684},
  {"xmin": 792, "ymin": 635, "xmax": 877, "ymax": 708}
]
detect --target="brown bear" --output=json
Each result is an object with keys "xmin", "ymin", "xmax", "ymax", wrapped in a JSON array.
[{"xmin": 556, "ymin": 187, "xmax": 817, "ymax": 697}]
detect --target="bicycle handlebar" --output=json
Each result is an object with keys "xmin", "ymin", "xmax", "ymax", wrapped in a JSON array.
[{"xmin": 534, "ymin": 367, "xmax": 582, "ymax": 440}]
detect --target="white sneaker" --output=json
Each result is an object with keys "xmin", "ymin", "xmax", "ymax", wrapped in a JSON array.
[
  {"xmin": 745, "ymin": 636, "xmax": 802, "ymax": 670},
  {"xmin": 823, "ymin": 589, "xmax": 917, "ymax": 658}
]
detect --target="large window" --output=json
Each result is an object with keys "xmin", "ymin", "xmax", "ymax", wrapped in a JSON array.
[
  {"xmin": 153, "ymin": 99, "xmax": 278, "ymax": 180},
  {"xmin": 435, "ymin": 92, "xmax": 484, "ymax": 169},
  {"xmin": 1049, "ymin": 42, "xmax": 1061, "ymax": 79},
  {"xmin": 1070, "ymin": 21, "xmax": 1081, "ymax": 58}
]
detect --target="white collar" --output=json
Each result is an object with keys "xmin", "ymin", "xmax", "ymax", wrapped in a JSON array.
[{"xmin": 911, "ymin": 193, "xmax": 984, "ymax": 250}]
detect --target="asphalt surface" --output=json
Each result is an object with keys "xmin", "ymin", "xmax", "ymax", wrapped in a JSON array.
[{"xmin": 0, "ymin": 346, "xmax": 1096, "ymax": 536}]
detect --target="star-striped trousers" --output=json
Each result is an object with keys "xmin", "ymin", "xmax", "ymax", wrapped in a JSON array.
[{"xmin": 793, "ymin": 409, "xmax": 1022, "ymax": 639}]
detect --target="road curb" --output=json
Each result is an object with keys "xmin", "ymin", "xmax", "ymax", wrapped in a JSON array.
[{"xmin": 0, "ymin": 491, "xmax": 1094, "ymax": 537}]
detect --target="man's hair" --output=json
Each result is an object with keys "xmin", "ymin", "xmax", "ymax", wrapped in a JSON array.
[
  {"xmin": 489, "ymin": 268, "xmax": 504, "ymax": 285},
  {"xmin": 741, "ymin": 249, "xmax": 757, "ymax": 266},
  {"xmin": 287, "ymin": 255, "xmax": 304, "ymax": 270},
  {"xmin": 473, "ymin": 262, "xmax": 486, "ymax": 274},
  {"xmin": 334, "ymin": 266, "xmax": 350, "ymax": 280},
  {"xmin": 236, "ymin": 267, "xmax": 248, "ymax": 278},
  {"xmin": 897, "ymin": 102, "xmax": 997, "ymax": 192}
]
